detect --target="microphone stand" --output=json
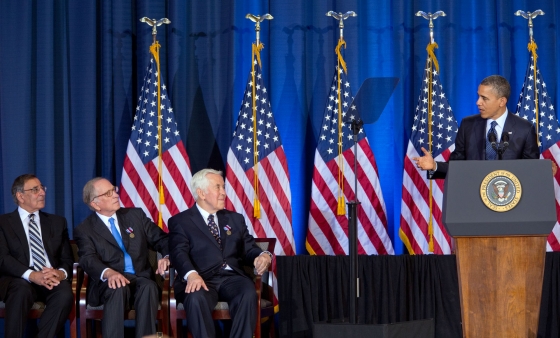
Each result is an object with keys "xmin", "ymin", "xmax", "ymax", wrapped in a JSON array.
[
  {"xmin": 348, "ymin": 118, "xmax": 363, "ymax": 324},
  {"xmin": 496, "ymin": 133, "xmax": 510, "ymax": 160}
]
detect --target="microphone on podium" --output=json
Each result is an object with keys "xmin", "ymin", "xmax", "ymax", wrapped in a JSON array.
[{"xmin": 488, "ymin": 130, "xmax": 498, "ymax": 152}]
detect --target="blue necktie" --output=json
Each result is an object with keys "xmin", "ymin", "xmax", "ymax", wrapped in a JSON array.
[
  {"xmin": 109, "ymin": 217, "xmax": 135, "ymax": 274},
  {"xmin": 486, "ymin": 121, "xmax": 498, "ymax": 160}
]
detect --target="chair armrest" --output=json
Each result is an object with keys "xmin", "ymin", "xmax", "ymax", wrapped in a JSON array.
[
  {"xmin": 169, "ymin": 267, "xmax": 177, "ymax": 310},
  {"xmin": 79, "ymin": 270, "xmax": 89, "ymax": 311},
  {"xmin": 162, "ymin": 268, "xmax": 170, "ymax": 309},
  {"xmin": 71, "ymin": 262, "xmax": 80, "ymax": 293}
]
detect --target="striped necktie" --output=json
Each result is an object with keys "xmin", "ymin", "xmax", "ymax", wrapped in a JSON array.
[{"xmin": 28, "ymin": 214, "xmax": 47, "ymax": 271}]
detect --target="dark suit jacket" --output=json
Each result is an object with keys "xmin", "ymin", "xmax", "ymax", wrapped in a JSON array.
[
  {"xmin": 431, "ymin": 112, "xmax": 539, "ymax": 179},
  {"xmin": 74, "ymin": 208, "xmax": 169, "ymax": 306},
  {"xmin": 168, "ymin": 206, "xmax": 262, "ymax": 299},
  {"xmin": 0, "ymin": 209, "xmax": 73, "ymax": 299}
]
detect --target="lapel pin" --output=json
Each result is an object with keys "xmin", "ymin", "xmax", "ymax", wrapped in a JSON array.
[
  {"xmin": 223, "ymin": 225, "xmax": 232, "ymax": 236},
  {"xmin": 125, "ymin": 227, "xmax": 135, "ymax": 238}
]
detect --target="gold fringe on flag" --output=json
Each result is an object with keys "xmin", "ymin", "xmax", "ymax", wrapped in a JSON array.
[
  {"xmin": 335, "ymin": 38, "xmax": 347, "ymax": 215},
  {"xmin": 251, "ymin": 42, "xmax": 264, "ymax": 218},
  {"xmin": 425, "ymin": 42, "xmax": 440, "ymax": 253},
  {"xmin": 149, "ymin": 42, "xmax": 165, "ymax": 229},
  {"xmin": 528, "ymin": 40, "xmax": 540, "ymax": 146}
]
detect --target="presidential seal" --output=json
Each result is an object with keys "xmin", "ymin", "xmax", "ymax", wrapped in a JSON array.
[{"xmin": 480, "ymin": 170, "xmax": 522, "ymax": 212}]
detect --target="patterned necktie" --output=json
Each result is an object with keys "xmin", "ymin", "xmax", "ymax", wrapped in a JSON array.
[
  {"xmin": 207, "ymin": 214, "xmax": 222, "ymax": 248},
  {"xmin": 486, "ymin": 121, "xmax": 498, "ymax": 160},
  {"xmin": 28, "ymin": 214, "xmax": 47, "ymax": 271},
  {"xmin": 109, "ymin": 217, "xmax": 135, "ymax": 274}
]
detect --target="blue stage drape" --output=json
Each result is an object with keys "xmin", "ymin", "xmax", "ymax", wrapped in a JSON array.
[{"xmin": 0, "ymin": 0, "xmax": 558, "ymax": 253}]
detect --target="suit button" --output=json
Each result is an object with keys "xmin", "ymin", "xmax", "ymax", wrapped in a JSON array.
[{"xmin": 120, "ymin": 254, "xmax": 124, "ymax": 258}]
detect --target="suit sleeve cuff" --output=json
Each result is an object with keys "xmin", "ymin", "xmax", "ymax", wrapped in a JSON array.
[
  {"xmin": 259, "ymin": 251, "xmax": 273, "ymax": 261},
  {"xmin": 58, "ymin": 268, "xmax": 68, "ymax": 280},
  {"xmin": 100, "ymin": 268, "xmax": 109, "ymax": 282},
  {"xmin": 22, "ymin": 269, "xmax": 33, "ymax": 282},
  {"xmin": 428, "ymin": 162, "xmax": 438, "ymax": 178},
  {"xmin": 184, "ymin": 270, "xmax": 197, "ymax": 282}
]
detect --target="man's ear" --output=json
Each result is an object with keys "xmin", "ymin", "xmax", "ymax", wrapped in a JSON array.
[
  {"xmin": 16, "ymin": 192, "xmax": 24, "ymax": 205},
  {"xmin": 196, "ymin": 188, "xmax": 204, "ymax": 200},
  {"xmin": 89, "ymin": 200, "xmax": 100, "ymax": 212},
  {"xmin": 499, "ymin": 97, "xmax": 508, "ymax": 107}
]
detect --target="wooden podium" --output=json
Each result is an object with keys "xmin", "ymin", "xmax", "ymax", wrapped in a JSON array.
[{"xmin": 443, "ymin": 160, "xmax": 556, "ymax": 338}]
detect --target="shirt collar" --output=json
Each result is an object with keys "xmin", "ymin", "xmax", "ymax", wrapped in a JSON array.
[
  {"xmin": 18, "ymin": 206, "xmax": 38, "ymax": 222},
  {"xmin": 196, "ymin": 203, "xmax": 214, "ymax": 224},
  {"xmin": 487, "ymin": 108, "xmax": 508, "ymax": 129},
  {"xmin": 96, "ymin": 212, "xmax": 117, "ymax": 228}
]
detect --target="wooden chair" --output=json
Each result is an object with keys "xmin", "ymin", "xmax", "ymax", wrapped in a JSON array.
[
  {"xmin": 78, "ymin": 250, "xmax": 169, "ymax": 337},
  {"xmin": 169, "ymin": 238, "xmax": 276, "ymax": 338},
  {"xmin": 0, "ymin": 240, "xmax": 80, "ymax": 338}
]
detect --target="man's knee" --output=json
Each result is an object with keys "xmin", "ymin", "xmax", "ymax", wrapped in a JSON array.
[
  {"xmin": 137, "ymin": 278, "xmax": 158, "ymax": 295},
  {"xmin": 52, "ymin": 281, "xmax": 73, "ymax": 307},
  {"xmin": 102, "ymin": 285, "xmax": 130, "ymax": 305},
  {"xmin": 184, "ymin": 290, "xmax": 213, "ymax": 312},
  {"xmin": 6, "ymin": 278, "xmax": 35, "ymax": 303}
]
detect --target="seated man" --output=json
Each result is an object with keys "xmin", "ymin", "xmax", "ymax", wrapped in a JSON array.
[
  {"xmin": 0, "ymin": 174, "xmax": 74, "ymax": 338},
  {"xmin": 168, "ymin": 168, "xmax": 272, "ymax": 338},
  {"xmin": 75, "ymin": 177, "xmax": 169, "ymax": 338}
]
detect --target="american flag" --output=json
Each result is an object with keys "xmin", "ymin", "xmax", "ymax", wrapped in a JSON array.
[
  {"xmin": 399, "ymin": 54, "xmax": 457, "ymax": 254},
  {"xmin": 514, "ymin": 53, "xmax": 560, "ymax": 251},
  {"xmin": 306, "ymin": 65, "xmax": 394, "ymax": 255},
  {"xmin": 119, "ymin": 56, "xmax": 194, "ymax": 232},
  {"xmin": 225, "ymin": 54, "xmax": 296, "ymax": 304}
]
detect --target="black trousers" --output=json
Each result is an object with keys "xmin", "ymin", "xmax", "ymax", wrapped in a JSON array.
[
  {"xmin": 97, "ymin": 273, "xmax": 159, "ymax": 338},
  {"xmin": 3, "ymin": 278, "xmax": 73, "ymax": 338},
  {"xmin": 179, "ymin": 270, "xmax": 257, "ymax": 338}
]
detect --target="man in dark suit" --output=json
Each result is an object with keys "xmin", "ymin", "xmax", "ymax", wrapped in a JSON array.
[
  {"xmin": 168, "ymin": 169, "xmax": 272, "ymax": 338},
  {"xmin": 74, "ymin": 177, "xmax": 169, "ymax": 338},
  {"xmin": 0, "ymin": 174, "xmax": 74, "ymax": 338},
  {"xmin": 413, "ymin": 75, "xmax": 541, "ymax": 178}
]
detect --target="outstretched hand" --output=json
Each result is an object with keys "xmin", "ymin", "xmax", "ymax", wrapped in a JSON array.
[{"xmin": 412, "ymin": 147, "xmax": 436, "ymax": 171}]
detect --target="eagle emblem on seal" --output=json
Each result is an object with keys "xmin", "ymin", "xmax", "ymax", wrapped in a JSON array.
[{"xmin": 492, "ymin": 180, "xmax": 511, "ymax": 202}]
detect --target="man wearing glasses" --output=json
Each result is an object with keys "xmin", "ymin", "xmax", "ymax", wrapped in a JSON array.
[
  {"xmin": 75, "ymin": 177, "xmax": 169, "ymax": 338},
  {"xmin": 0, "ymin": 174, "xmax": 74, "ymax": 337}
]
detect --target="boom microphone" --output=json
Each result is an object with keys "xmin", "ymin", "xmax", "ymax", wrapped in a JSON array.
[{"xmin": 488, "ymin": 130, "xmax": 497, "ymax": 151}]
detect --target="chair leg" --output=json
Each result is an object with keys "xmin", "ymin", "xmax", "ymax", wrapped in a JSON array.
[
  {"xmin": 95, "ymin": 321, "xmax": 102, "ymax": 338},
  {"xmin": 269, "ymin": 316, "xmax": 275, "ymax": 338},
  {"xmin": 170, "ymin": 316, "xmax": 178, "ymax": 338},
  {"xmin": 80, "ymin": 316, "xmax": 87, "ymax": 338}
]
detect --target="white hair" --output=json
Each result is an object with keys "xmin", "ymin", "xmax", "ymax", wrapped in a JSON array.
[{"xmin": 191, "ymin": 168, "xmax": 223, "ymax": 200}]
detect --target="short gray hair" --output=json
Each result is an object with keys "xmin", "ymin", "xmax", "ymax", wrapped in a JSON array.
[
  {"xmin": 11, "ymin": 174, "xmax": 38, "ymax": 205},
  {"xmin": 191, "ymin": 169, "xmax": 223, "ymax": 200},
  {"xmin": 480, "ymin": 75, "xmax": 511, "ymax": 101},
  {"xmin": 83, "ymin": 177, "xmax": 105, "ymax": 211}
]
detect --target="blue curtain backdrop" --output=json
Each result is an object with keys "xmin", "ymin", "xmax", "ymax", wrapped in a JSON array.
[{"xmin": 0, "ymin": 0, "xmax": 559, "ymax": 254}]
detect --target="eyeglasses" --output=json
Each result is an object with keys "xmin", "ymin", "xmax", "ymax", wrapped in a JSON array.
[
  {"xmin": 91, "ymin": 186, "xmax": 119, "ymax": 201},
  {"xmin": 23, "ymin": 185, "xmax": 47, "ymax": 194}
]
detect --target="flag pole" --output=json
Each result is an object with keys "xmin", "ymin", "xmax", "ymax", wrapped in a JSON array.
[
  {"xmin": 140, "ymin": 17, "xmax": 171, "ymax": 228},
  {"xmin": 326, "ymin": 11, "xmax": 356, "ymax": 216},
  {"xmin": 245, "ymin": 13, "xmax": 273, "ymax": 219},
  {"xmin": 327, "ymin": 10, "xmax": 359, "ymax": 324},
  {"xmin": 415, "ymin": 11, "xmax": 446, "ymax": 253},
  {"xmin": 515, "ymin": 10, "xmax": 545, "ymax": 148}
]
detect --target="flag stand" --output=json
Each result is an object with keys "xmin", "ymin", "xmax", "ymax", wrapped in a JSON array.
[{"xmin": 347, "ymin": 118, "xmax": 363, "ymax": 324}]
